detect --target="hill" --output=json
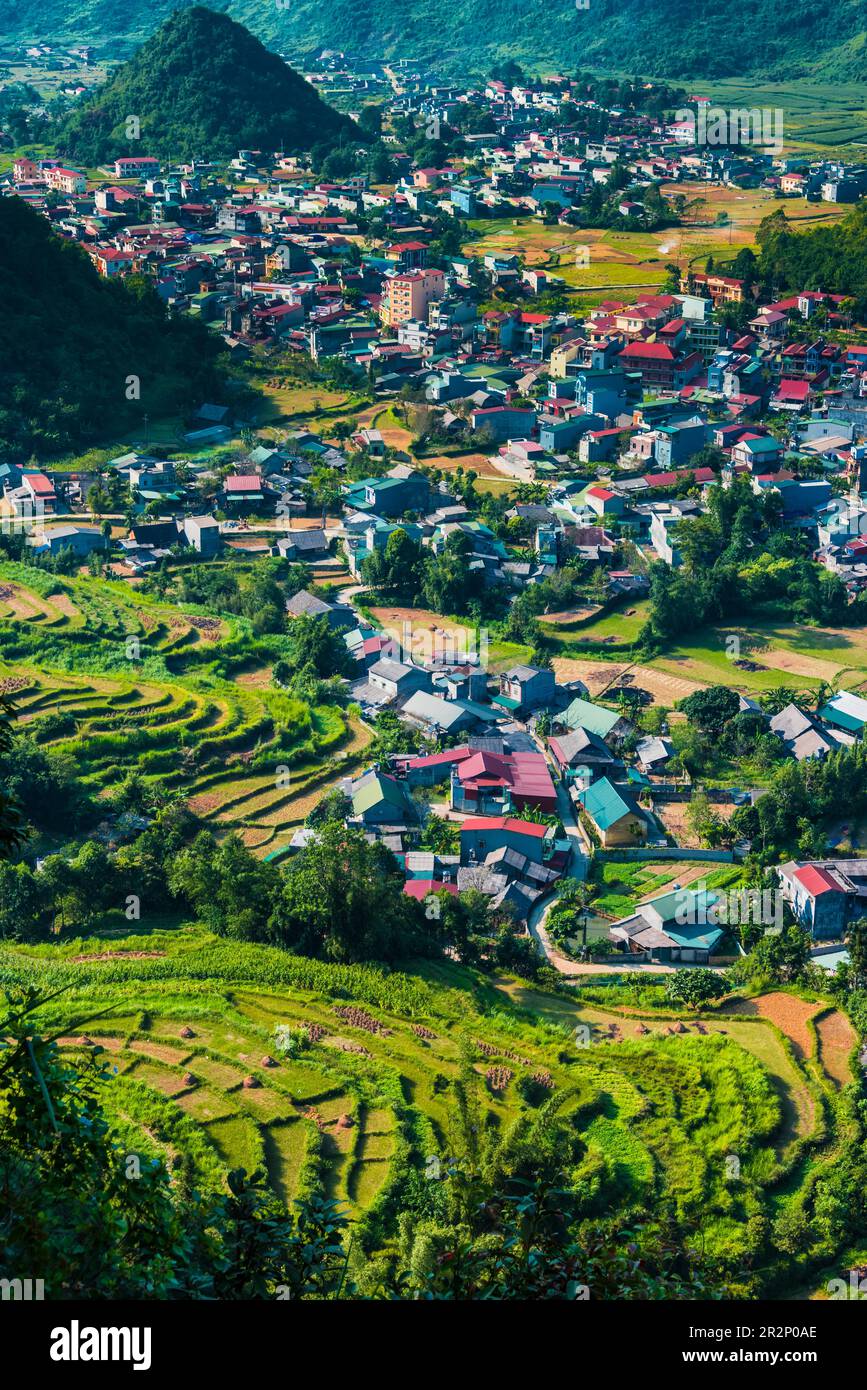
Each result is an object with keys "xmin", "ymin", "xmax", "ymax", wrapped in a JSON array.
[
  {"xmin": 5, "ymin": 0, "xmax": 867, "ymax": 84},
  {"xmin": 0, "ymin": 197, "xmax": 223, "ymax": 458},
  {"xmin": 57, "ymin": 6, "xmax": 360, "ymax": 165},
  {"xmin": 0, "ymin": 920, "xmax": 851, "ymax": 1292}
]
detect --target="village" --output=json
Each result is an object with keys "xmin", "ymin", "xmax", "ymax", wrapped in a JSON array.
[{"xmin": 4, "ymin": 50, "xmax": 867, "ymax": 978}]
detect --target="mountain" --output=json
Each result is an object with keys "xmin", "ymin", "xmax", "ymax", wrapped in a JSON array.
[
  {"xmin": 4, "ymin": 0, "xmax": 867, "ymax": 83},
  {"xmin": 0, "ymin": 197, "xmax": 223, "ymax": 458},
  {"xmin": 57, "ymin": 6, "xmax": 359, "ymax": 165}
]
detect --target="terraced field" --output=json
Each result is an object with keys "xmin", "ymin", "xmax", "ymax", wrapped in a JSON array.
[
  {"xmin": 0, "ymin": 562, "xmax": 369, "ymax": 854},
  {"xmin": 1, "ymin": 930, "xmax": 854, "ymax": 1270}
]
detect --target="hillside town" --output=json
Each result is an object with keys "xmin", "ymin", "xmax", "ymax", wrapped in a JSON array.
[
  {"xmin": 6, "ymin": 54, "xmax": 867, "ymax": 978},
  {"xmin": 10, "ymin": 0, "xmax": 867, "ymax": 1327}
]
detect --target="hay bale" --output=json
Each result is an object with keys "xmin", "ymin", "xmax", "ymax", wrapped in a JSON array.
[
  {"xmin": 179, "ymin": 1026, "xmax": 195, "ymax": 1039},
  {"xmin": 260, "ymin": 1055, "xmax": 277, "ymax": 1068},
  {"xmin": 242, "ymin": 1075, "xmax": 260, "ymax": 1089},
  {"xmin": 182, "ymin": 1072, "xmax": 196, "ymax": 1086}
]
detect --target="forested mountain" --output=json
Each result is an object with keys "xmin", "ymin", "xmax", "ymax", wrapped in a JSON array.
[
  {"xmin": 0, "ymin": 197, "xmax": 224, "ymax": 458},
  {"xmin": 4, "ymin": 0, "xmax": 867, "ymax": 82},
  {"xmin": 57, "ymin": 7, "xmax": 359, "ymax": 164}
]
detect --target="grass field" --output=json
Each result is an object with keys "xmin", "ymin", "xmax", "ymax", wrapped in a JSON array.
[{"xmin": 0, "ymin": 925, "xmax": 852, "ymax": 1276}]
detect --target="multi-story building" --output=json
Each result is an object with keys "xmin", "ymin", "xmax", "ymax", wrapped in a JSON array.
[
  {"xmin": 44, "ymin": 167, "xmax": 86, "ymax": 195},
  {"xmin": 379, "ymin": 268, "xmax": 445, "ymax": 327}
]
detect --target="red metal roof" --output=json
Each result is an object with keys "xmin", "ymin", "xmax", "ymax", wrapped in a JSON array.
[
  {"xmin": 793, "ymin": 865, "xmax": 843, "ymax": 897},
  {"xmin": 460, "ymin": 816, "xmax": 548, "ymax": 837},
  {"xmin": 403, "ymin": 879, "xmax": 459, "ymax": 900}
]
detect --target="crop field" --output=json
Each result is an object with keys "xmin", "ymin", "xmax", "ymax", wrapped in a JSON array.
[
  {"xmin": 464, "ymin": 193, "xmax": 847, "ymax": 307},
  {"xmin": 0, "ymin": 927, "xmax": 854, "ymax": 1276},
  {"xmin": 702, "ymin": 78, "xmax": 867, "ymax": 156},
  {"xmin": 649, "ymin": 617, "xmax": 867, "ymax": 696},
  {"xmin": 0, "ymin": 562, "xmax": 369, "ymax": 856}
]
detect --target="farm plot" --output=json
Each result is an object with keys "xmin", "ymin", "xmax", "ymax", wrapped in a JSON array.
[
  {"xmin": 5, "ymin": 927, "xmax": 847, "ymax": 1265},
  {"xmin": 0, "ymin": 565, "xmax": 362, "ymax": 832}
]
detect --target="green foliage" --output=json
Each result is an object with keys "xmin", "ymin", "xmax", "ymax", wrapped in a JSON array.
[
  {"xmin": 0, "ymin": 198, "xmax": 224, "ymax": 457},
  {"xmin": 57, "ymin": 7, "xmax": 359, "ymax": 163},
  {"xmin": 665, "ymin": 969, "xmax": 730, "ymax": 1011}
]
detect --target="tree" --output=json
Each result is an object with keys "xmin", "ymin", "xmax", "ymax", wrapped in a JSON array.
[
  {"xmin": 665, "ymin": 969, "xmax": 730, "ymax": 1011},
  {"xmin": 269, "ymin": 821, "xmax": 431, "ymax": 962},
  {"xmin": 845, "ymin": 916, "xmax": 867, "ymax": 991},
  {"xmin": 0, "ymin": 696, "xmax": 24, "ymax": 859},
  {"xmin": 680, "ymin": 685, "xmax": 741, "ymax": 736},
  {"xmin": 286, "ymin": 614, "xmax": 354, "ymax": 681}
]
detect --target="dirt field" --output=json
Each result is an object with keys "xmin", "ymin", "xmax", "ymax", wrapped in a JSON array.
[
  {"xmin": 719, "ymin": 991, "xmax": 823, "ymax": 1060},
  {"xmin": 653, "ymin": 799, "xmax": 738, "ymax": 848},
  {"xmin": 759, "ymin": 649, "xmax": 849, "ymax": 682},
  {"xmin": 368, "ymin": 606, "xmax": 483, "ymax": 664},
  {"xmin": 815, "ymin": 1009, "xmax": 856, "ymax": 1088},
  {"xmin": 552, "ymin": 657, "xmax": 707, "ymax": 705}
]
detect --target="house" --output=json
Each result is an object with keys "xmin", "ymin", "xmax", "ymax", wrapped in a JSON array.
[
  {"xmin": 285, "ymin": 589, "xmax": 353, "ymax": 630},
  {"xmin": 584, "ymin": 486, "xmax": 624, "ymax": 519},
  {"xmin": 494, "ymin": 665, "xmax": 556, "ymax": 715},
  {"xmin": 548, "ymin": 727, "xmax": 618, "ymax": 778},
  {"xmin": 635, "ymin": 735, "xmax": 675, "ymax": 774},
  {"xmin": 778, "ymin": 859, "xmax": 867, "ymax": 939},
  {"xmin": 222, "ymin": 474, "xmax": 264, "ymax": 506},
  {"xmin": 29, "ymin": 525, "xmax": 108, "ymax": 558},
  {"xmin": 560, "ymin": 697, "xmax": 631, "ymax": 744},
  {"xmin": 817, "ymin": 689, "xmax": 867, "ymax": 737},
  {"xmin": 609, "ymin": 886, "xmax": 726, "ymax": 963},
  {"xmin": 769, "ymin": 704, "xmax": 844, "ymax": 761},
  {"xmin": 343, "ymin": 470, "xmax": 431, "ymax": 518},
  {"xmin": 450, "ymin": 749, "xmax": 557, "ymax": 815},
  {"xmin": 368, "ymin": 659, "xmax": 430, "ymax": 702},
  {"xmin": 182, "ymin": 515, "xmax": 222, "ymax": 557},
  {"xmin": 274, "ymin": 529, "xmax": 329, "ymax": 562},
  {"xmin": 401, "ymin": 690, "xmax": 476, "ymax": 735},
  {"xmin": 351, "ymin": 770, "xmax": 417, "ymax": 828},
  {"xmin": 130, "ymin": 520, "xmax": 179, "ymax": 549},
  {"xmin": 21, "ymin": 472, "xmax": 57, "ymax": 512},
  {"xmin": 459, "ymin": 815, "xmax": 552, "ymax": 866},
  {"xmin": 576, "ymin": 776, "xmax": 646, "ymax": 847}
]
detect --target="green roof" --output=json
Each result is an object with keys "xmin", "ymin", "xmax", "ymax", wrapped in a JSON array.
[
  {"xmin": 818, "ymin": 703, "xmax": 865, "ymax": 733},
  {"xmin": 649, "ymin": 887, "xmax": 719, "ymax": 926},
  {"xmin": 576, "ymin": 777, "xmax": 638, "ymax": 832},
  {"xmin": 563, "ymin": 697, "xmax": 621, "ymax": 738},
  {"xmin": 352, "ymin": 773, "xmax": 410, "ymax": 816},
  {"xmin": 664, "ymin": 921, "xmax": 726, "ymax": 952}
]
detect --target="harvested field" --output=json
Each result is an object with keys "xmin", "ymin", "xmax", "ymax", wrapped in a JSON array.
[
  {"xmin": 815, "ymin": 1009, "xmax": 856, "ymax": 1089},
  {"xmin": 719, "ymin": 991, "xmax": 823, "ymax": 1060},
  {"xmin": 759, "ymin": 649, "xmax": 847, "ymax": 682},
  {"xmin": 552, "ymin": 657, "xmax": 707, "ymax": 705}
]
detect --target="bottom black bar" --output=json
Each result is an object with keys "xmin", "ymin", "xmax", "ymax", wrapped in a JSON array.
[{"xmin": 1, "ymin": 1296, "xmax": 859, "ymax": 1378}]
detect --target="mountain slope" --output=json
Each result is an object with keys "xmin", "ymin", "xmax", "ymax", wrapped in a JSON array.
[
  {"xmin": 4, "ymin": 0, "xmax": 867, "ymax": 83},
  {"xmin": 57, "ymin": 6, "xmax": 359, "ymax": 164},
  {"xmin": 0, "ymin": 197, "xmax": 223, "ymax": 457}
]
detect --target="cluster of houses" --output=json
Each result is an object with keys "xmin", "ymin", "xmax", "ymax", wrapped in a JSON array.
[{"xmin": 7, "ymin": 57, "xmax": 867, "ymax": 969}]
